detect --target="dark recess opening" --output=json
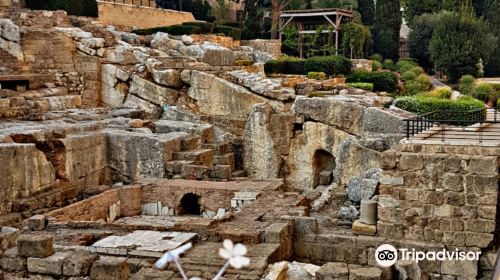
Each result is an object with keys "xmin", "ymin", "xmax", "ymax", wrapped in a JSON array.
[
  {"xmin": 312, "ymin": 149, "xmax": 335, "ymax": 187},
  {"xmin": 0, "ymin": 80, "xmax": 29, "ymax": 91},
  {"xmin": 179, "ymin": 193, "xmax": 201, "ymax": 215}
]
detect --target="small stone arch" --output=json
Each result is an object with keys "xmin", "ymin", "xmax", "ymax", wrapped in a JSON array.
[
  {"xmin": 178, "ymin": 193, "xmax": 201, "ymax": 215},
  {"xmin": 312, "ymin": 149, "xmax": 335, "ymax": 187}
]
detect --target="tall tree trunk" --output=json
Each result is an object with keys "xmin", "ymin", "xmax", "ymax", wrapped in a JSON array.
[{"xmin": 271, "ymin": 0, "xmax": 292, "ymax": 39}]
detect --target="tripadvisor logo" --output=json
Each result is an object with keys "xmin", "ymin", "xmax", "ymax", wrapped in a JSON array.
[{"xmin": 374, "ymin": 244, "xmax": 481, "ymax": 267}]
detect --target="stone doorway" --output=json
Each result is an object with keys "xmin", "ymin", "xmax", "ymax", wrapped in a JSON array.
[
  {"xmin": 312, "ymin": 149, "xmax": 335, "ymax": 187},
  {"xmin": 179, "ymin": 193, "xmax": 201, "ymax": 215}
]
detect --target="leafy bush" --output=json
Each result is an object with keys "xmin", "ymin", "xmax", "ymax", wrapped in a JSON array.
[
  {"xmin": 372, "ymin": 61, "xmax": 382, "ymax": 71},
  {"xmin": 308, "ymin": 72, "xmax": 328, "ymax": 80},
  {"xmin": 264, "ymin": 56, "xmax": 306, "ymax": 75},
  {"xmin": 401, "ymin": 71, "xmax": 417, "ymax": 82},
  {"xmin": 382, "ymin": 59, "xmax": 397, "ymax": 71},
  {"xmin": 235, "ymin": 59, "xmax": 253, "ymax": 66},
  {"xmin": 459, "ymin": 75, "xmax": 476, "ymax": 96},
  {"xmin": 396, "ymin": 59, "xmax": 419, "ymax": 73},
  {"xmin": 182, "ymin": 21, "xmax": 214, "ymax": 33},
  {"xmin": 134, "ymin": 25, "xmax": 202, "ymax": 36},
  {"xmin": 403, "ymin": 74, "xmax": 432, "ymax": 95},
  {"xmin": 472, "ymin": 83, "xmax": 494, "ymax": 102},
  {"xmin": 370, "ymin": 53, "xmax": 383, "ymax": 62},
  {"xmin": 213, "ymin": 26, "xmax": 241, "ymax": 40},
  {"xmin": 304, "ymin": 56, "xmax": 352, "ymax": 76},
  {"xmin": 347, "ymin": 70, "xmax": 399, "ymax": 93},
  {"xmin": 347, "ymin": 82, "xmax": 374, "ymax": 91},
  {"xmin": 25, "ymin": 0, "xmax": 97, "ymax": 17},
  {"xmin": 418, "ymin": 88, "xmax": 453, "ymax": 99},
  {"xmin": 394, "ymin": 96, "xmax": 485, "ymax": 121}
]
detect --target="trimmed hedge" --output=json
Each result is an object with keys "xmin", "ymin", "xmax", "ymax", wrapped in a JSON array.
[
  {"xmin": 418, "ymin": 88, "xmax": 452, "ymax": 99},
  {"xmin": 347, "ymin": 82, "xmax": 374, "ymax": 91},
  {"xmin": 264, "ymin": 56, "xmax": 306, "ymax": 75},
  {"xmin": 304, "ymin": 56, "xmax": 352, "ymax": 76},
  {"xmin": 25, "ymin": 0, "xmax": 97, "ymax": 17},
  {"xmin": 394, "ymin": 96, "xmax": 485, "ymax": 121},
  {"xmin": 347, "ymin": 70, "xmax": 398, "ymax": 93},
  {"xmin": 182, "ymin": 21, "xmax": 214, "ymax": 33},
  {"xmin": 221, "ymin": 21, "xmax": 241, "ymax": 28},
  {"xmin": 133, "ymin": 25, "xmax": 202, "ymax": 36},
  {"xmin": 213, "ymin": 26, "xmax": 241, "ymax": 40},
  {"xmin": 308, "ymin": 72, "xmax": 327, "ymax": 80}
]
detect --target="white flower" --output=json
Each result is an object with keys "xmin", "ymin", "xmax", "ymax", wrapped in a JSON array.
[{"xmin": 218, "ymin": 239, "xmax": 250, "ymax": 269}]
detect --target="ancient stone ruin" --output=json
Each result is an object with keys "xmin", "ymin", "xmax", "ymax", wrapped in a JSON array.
[{"xmin": 0, "ymin": 4, "xmax": 498, "ymax": 280}]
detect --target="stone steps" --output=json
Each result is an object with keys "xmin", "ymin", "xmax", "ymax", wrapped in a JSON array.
[
  {"xmin": 224, "ymin": 70, "xmax": 296, "ymax": 101},
  {"xmin": 154, "ymin": 120, "xmax": 214, "ymax": 144},
  {"xmin": 173, "ymin": 148, "xmax": 214, "ymax": 166}
]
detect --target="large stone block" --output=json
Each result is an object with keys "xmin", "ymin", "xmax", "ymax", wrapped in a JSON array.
[
  {"xmin": 129, "ymin": 75, "xmax": 179, "ymax": 106},
  {"xmin": 90, "ymin": 256, "xmax": 129, "ymax": 280},
  {"xmin": 183, "ymin": 42, "xmax": 235, "ymax": 66},
  {"xmin": 0, "ymin": 19, "xmax": 20, "ymax": 42},
  {"xmin": 27, "ymin": 252, "xmax": 69, "ymax": 275},
  {"xmin": 17, "ymin": 234, "xmax": 54, "ymax": 258},
  {"xmin": 0, "ymin": 247, "xmax": 26, "ymax": 271},
  {"xmin": 316, "ymin": 262, "xmax": 348, "ymax": 280},
  {"xmin": 63, "ymin": 251, "xmax": 98, "ymax": 276},
  {"xmin": 27, "ymin": 215, "xmax": 46, "ymax": 231},
  {"xmin": 101, "ymin": 64, "xmax": 127, "ymax": 108}
]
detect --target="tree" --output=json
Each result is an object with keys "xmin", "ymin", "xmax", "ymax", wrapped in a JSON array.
[
  {"xmin": 270, "ymin": 0, "xmax": 293, "ymax": 39},
  {"xmin": 242, "ymin": 0, "xmax": 262, "ymax": 39},
  {"xmin": 213, "ymin": 0, "xmax": 231, "ymax": 25},
  {"xmin": 314, "ymin": 0, "xmax": 358, "ymax": 9},
  {"xmin": 429, "ymin": 2, "xmax": 497, "ymax": 82},
  {"xmin": 484, "ymin": 0, "xmax": 500, "ymax": 76},
  {"xmin": 408, "ymin": 13, "xmax": 437, "ymax": 71},
  {"xmin": 402, "ymin": 0, "xmax": 441, "ymax": 25},
  {"xmin": 341, "ymin": 22, "xmax": 371, "ymax": 58},
  {"xmin": 181, "ymin": 0, "xmax": 213, "ymax": 21},
  {"xmin": 373, "ymin": 0, "xmax": 402, "ymax": 61},
  {"xmin": 357, "ymin": 0, "xmax": 375, "ymax": 25}
]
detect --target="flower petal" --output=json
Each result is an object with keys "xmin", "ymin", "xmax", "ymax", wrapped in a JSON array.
[
  {"xmin": 223, "ymin": 239, "xmax": 234, "ymax": 251},
  {"xmin": 233, "ymin": 243, "xmax": 247, "ymax": 256},
  {"xmin": 229, "ymin": 256, "xmax": 250, "ymax": 269},
  {"xmin": 219, "ymin": 248, "xmax": 231, "ymax": 259}
]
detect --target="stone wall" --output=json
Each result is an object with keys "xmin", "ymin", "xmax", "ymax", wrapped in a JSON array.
[
  {"xmin": 96, "ymin": 1, "xmax": 195, "ymax": 29},
  {"xmin": 378, "ymin": 144, "xmax": 499, "ymax": 249},
  {"xmin": 240, "ymin": 39, "xmax": 281, "ymax": 58}
]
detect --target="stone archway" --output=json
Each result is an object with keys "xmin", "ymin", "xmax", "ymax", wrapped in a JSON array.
[
  {"xmin": 178, "ymin": 193, "xmax": 201, "ymax": 215},
  {"xmin": 312, "ymin": 149, "xmax": 335, "ymax": 188}
]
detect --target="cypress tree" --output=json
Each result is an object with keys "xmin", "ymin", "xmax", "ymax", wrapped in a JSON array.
[
  {"xmin": 242, "ymin": 0, "xmax": 262, "ymax": 39},
  {"xmin": 373, "ymin": 0, "xmax": 402, "ymax": 61},
  {"xmin": 357, "ymin": 0, "xmax": 375, "ymax": 26},
  {"xmin": 484, "ymin": 0, "xmax": 500, "ymax": 76},
  {"xmin": 402, "ymin": 0, "xmax": 441, "ymax": 25}
]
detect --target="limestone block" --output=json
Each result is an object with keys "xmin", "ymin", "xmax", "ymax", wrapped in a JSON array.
[
  {"xmin": 183, "ymin": 42, "xmax": 235, "ymax": 66},
  {"xmin": 359, "ymin": 200, "xmax": 377, "ymax": 225},
  {"xmin": 80, "ymin": 37, "xmax": 105, "ymax": 49},
  {"xmin": 151, "ymin": 68, "xmax": 182, "ymax": 88},
  {"xmin": 17, "ymin": 234, "xmax": 54, "ymax": 258},
  {"xmin": 316, "ymin": 262, "xmax": 349, "ymax": 280},
  {"xmin": 352, "ymin": 220, "xmax": 376, "ymax": 236},
  {"xmin": 441, "ymin": 259, "xmax": 478, "ymax": 277},
  {"xmin": 0, "ymin": 37, "xmax": 23, "ymax": 60},
  {"xmin": 0, "ymin": 19, "xmax": 20, "ymax": 42},
  {"xmin": 27, "ymin": 215, "xmax": 46, "ymax": 231},
  {"xmin": 337, "ymin": 205, "xmax": 359, "ymax": 221},
  {"xmin": 181, "ymin": 35, "xmax": 193, "ymax": 45},
  {"xmin": 150, "ymin": 32, "xmax": 170, "ymax": 51},
  {"xmin": 347, "ymin": 177, "xmax": 378, "ymax": 203},
  {"xmin": 101, "ymin": 64, "xmax": 127, "ymax": 108},
  {"xmin": 379, "ymin": 175, "xmax": 404, "ymax": 186},
  {"xmin": 90, "ymin": 256, "xmax": 129, "ymax": 280},
  {"xmin": 27, "ymin": 252, "xmax": 70, "ymax": 275},
  {"xmin": 263, "ymin": 261, "xmax": 288, "ymax": 280},
  {"xmin": 106, "ymin": 45, "xmax": 139, "ymax": 65},
  {"xmin": 62, "ymin": 251, "xmax": 98, "ymax": 276},
  {"xmin": 0, "ymin": 247, "xmax": 26, "ymax": 271},
  {"xmin": 349, "ymin": 267, "xmax": 382, "ymax": 280},
  {"xmin": 77, "ymin": 41, "xmax": 97, "ymax": 56},
  {"xmin": 53, "ymin": 27, "xmax": 92, "ymax": 39},
  {"xmin": 0, "ymin": 227, "xmax": 19, "ymax": 250},
  {"xmin": 129, "ymin": 75, "xmax": 179, "ymax": 106}
]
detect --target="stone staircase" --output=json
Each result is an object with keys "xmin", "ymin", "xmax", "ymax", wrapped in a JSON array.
[
  {"xmin": 154, "ymin": 120, "xmax": 245, "ymax": 180},
  {"xmin": 223, "ymin": 70, "xmax": 296, "ymax": 101}
]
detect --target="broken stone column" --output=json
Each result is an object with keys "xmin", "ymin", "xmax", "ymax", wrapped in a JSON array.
[{"xmin": 359, "ymin": 199, "xmax": 377, "ymax": 225}]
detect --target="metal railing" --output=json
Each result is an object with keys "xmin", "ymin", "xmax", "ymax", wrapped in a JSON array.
[
  {"xmin": 100, "ymin": 0, "xmax": 157, "ymax": 8},
  {"xmin": 404, "ymin": 107, "xmax": 500, "ymax": 143}
]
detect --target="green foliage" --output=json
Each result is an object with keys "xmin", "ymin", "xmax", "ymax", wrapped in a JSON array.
[
  {"xmin": 341, "ymin": 22, "xmax": 372, "ymax": 59},
  {"xmin": 133, "ymin": 25, "xmax": 202, "ymax": 36},
  {"xmin": 357, "ymin": 0, "xmax": 375, "ymax": 25},
  {"xmin": 429, "ymin": 8, "xmax": 497, "ymax": 83},
  {"xmin": 394, "ymin": 96, "xmax": 485, "ymax": 120},
  {"xmin": 347, "ymin": 70, "xmax": 399, "ymax": 92},
  {"xmin": 382, "ymin": 59, "xmax": 397, "ymax": 71},
  {"xmin": 408, "ymin": 13, "xmax": 438, "ymax": 71},
  {"xmin": 25, "ymin": 0, "xmax": 97, "ymax": 17},
  {"xmin": 403, "ymin": 74, "xmax": 432, "ymax": 95},
  {"xmin": 213, "ymin": 0, "xmax": 231, "ymax": 25},
  {"xmin": 304, "ymin": 56, "xmax": 352, "ymax": 76},
  {"xmin": 372, "ymin": 61, "xmax": 382, "ymax": 71},
  {"xmin": 213, "ymin": 26, "xmax": 242, "ymax": 40},
  {"xmin": 281, "ymin": 26, "xmax": 300, "ymax": 57},
  {"xmin": 401, "ymin": 71, "xmax": 417, "ymax": 82},
  {"xmin": 314, "ymin": 0, "xmax": 358, "ymax": 9},
  {"xmin": 484, "ymin": 0, "xmax": 500, "ymax": 76},
  {"xmin": 235, "ymin": 59, "xmax": 253, "ymax": 66},
  {"xmin": 370, "ymin": 53, "xmax": 383, "ymax": 62},
  {"xmin": 181, "ymin": 0, "xmax": 213, "ymax": 22},
  {"xmin": 242, "ymin": 0, "xmax": 262, "ymax": 40},
  {"xmin": 182, "ymin": 22, "xmax": 214, "ymax": 33},
  {"xmin": 459, "ymin": 75, "xmax": 476, "ymax": 96},
  {"xmin": 402, "ymin": 0, "xmax": 442, "ymax": 25},
  {"xmin": 396, "ymin": 59, "xmax": 419, "ymax": 73},
  {"xmin": 347, "ymin": 82, "xmax": 374, "ymax": 91},
  {"xmin": 308, "ymin": 72, "xmax": 328, "ymax": 80},
  {"xmin": 418, "ymin": 88, "xmax": 453, "ymax": 99},
  {"xmin": 264, "ymin": 56, "xmax": 306, "ymax": 75},
  {"xmin": 472, "ymin": 83, "xmax": 494, "ymax": 102},
  {"xmin": 373, "ymin": 0, "xmax": 402, "ymax": 61}
]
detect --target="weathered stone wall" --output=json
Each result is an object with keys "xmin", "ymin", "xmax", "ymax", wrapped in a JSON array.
[
  {"xmin": 240, "ymin": 39, "xmax": 281, "ymax": 58},
  {"xmin": 96, "ymin": 1, "xmax": 195, "ymax": 29},
  {"xmin": 378, "ymin": 143, "xmax": 499, "ymax": 249}
]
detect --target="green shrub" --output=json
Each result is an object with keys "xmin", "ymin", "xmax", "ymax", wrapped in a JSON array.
[
  {"xmin": 264, "ymin": 56, "xmax": 306, "ymax": 75},
  {"xmin": 382, "ymin": 59, "xmax": 397, "ymax": 71},
  {"xmin": 213, "ymin": 26, "xmax": 241, "ymax": 40},
  {"xmin": 221, "ymin": 21, "xmax": 241, "ymax": 28},
  {"xmin": 403, "ymin": 74, "xmax": 432, "ymax": 95},
  {"xmin": 308, "ymin": 72, "xmax": 328, "ymax": 80},
  {"xmin": 304, "ymin": 56, "xmax": 352, "ymax": 76},
  {"xmin": 459, "ymin": 75, "xmax": 476, "ymax": 96},
  {"xmin": 411, "ymin": 66, "xmax": 425, "ymax": 76},
  {"xmin": 133, "ymin": 25, "xmax": 202, "ymax": 36},
  {"xmin": 394, "ymin": 96, "xmax": 485, "ymax": 121},
  {"xmin": 401, "ymin": 71, "xmax": 417, "ymax": 82},
  {"xmin": 370, "ymin": 53, "xmax": 383, "ymax": 62},
  {"xmin": 235, "ymin": 59, "xmax": 253, "ymax": 66},
  {"xmin": 347, "ymin": 82, "xmax": 374, "ymax": 91},
  {"xmin": 396, "ymin": 59, "xmax": 419, "ymax": 73},
  {"xmin": 472, "ymin": 83, "xmax": 494, "ymax": 102},
  {"xmin": 418, "ymin": 88, "xmax": 453, "ymax": 99},
  {"xmin": 347, "ymin": 70, "xmax": 398, "ymax": 93},
  {"xmin": 182, "ymin": 21, "xmax": 214, "ymax": 33},
  {"xmin": 372, "ymin": 61, "xmax": 382, "ymax": 71}
]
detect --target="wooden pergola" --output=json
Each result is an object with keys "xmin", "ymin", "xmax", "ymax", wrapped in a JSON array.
[{"xmin": 279, "ymin": 8, "xmax": 354, "ymax": 58}]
